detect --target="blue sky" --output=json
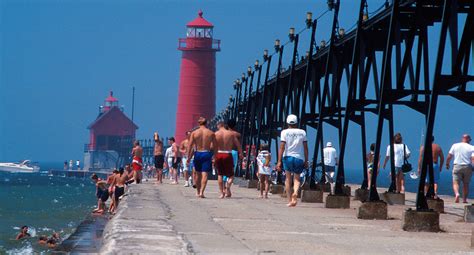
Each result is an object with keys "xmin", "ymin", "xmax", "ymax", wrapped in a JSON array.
[{"xmin": 0, "ymin": 0, "xmax": 472, "ymax": 171}]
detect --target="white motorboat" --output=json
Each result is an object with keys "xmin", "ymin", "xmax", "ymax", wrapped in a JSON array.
[{"xmin": 0, "ymin": 160, "xmax": 40, "ymax": 173}]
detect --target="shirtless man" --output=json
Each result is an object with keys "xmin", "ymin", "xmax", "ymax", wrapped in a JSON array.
[
  {"xmin": 227, "ymin": 119, "xmax": 242, "ymax": 174},
  {"xmin": 153, "ymin": 133, "xmax": 165, "ymax": 184},
  {"xmin": 215, "ymin": 122, "xmax": 242, "ymax": 198},
  {"xmin": 180, "ymin": 131, "xmax": 193, "ymax": 187},
  {"xmin": 110, "ymin": 167, "xmax": 129, "ymax": 213},
  {"xmin": 131, "ymin": 141, "xmax": 143, "ymax": 184},
  {"xmin": 187, "ymin": 117, "xmax": 218, "ymax": 198},
  {"xmin": 169, "ymin": 137, "xmax": 181, "ymax": 184},
  {"xmin": 16, "ymin": 226, "xmax": 30, "ymax": 240},
  {"xmin": 418, "ymin": 136, "xmax": 444, "ymax": 198}
]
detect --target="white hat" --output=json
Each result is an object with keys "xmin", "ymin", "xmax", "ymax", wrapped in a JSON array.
[
  {"xmin": 326, "ymin": 142, "xmax": 332, "ymax": 147},
  {"xmin": 286, "ymin": 114, "xmax": 298, "ymax": 124}
]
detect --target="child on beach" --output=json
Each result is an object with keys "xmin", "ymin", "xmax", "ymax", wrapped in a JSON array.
[{"xmin": 256, "ymin": 144, "xmax": 272, "ymax": 198}]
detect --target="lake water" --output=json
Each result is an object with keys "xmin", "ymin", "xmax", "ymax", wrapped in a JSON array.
[{"xmin": 0, "ymin": 162, "xmax": 96, "ymax": 254}]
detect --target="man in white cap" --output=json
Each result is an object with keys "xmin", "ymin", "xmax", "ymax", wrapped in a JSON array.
[
  {"xmin": 277, "ymin": 114, "xmax": 308, "ymax": 207},
  {"xmin": 323, "ymin": 141, "xmax": 338, "ymax": 194},
  {"xmin": 446, "ymin": 134, "xmax": 474, "ymax": 203}
]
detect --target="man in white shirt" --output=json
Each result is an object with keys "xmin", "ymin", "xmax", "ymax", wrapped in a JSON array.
[
  {"xmin": 382, "ymin": 133, "xmax": 411, "ymax": 193},
  {"xmin": 277, "ymin": 114, "xmax": 308, "ymax": 207},
  {"xmin": 323, "ymin": 142, "xmax": 338, "ymax": 194},
  {"xmin": 446, "ymin": 134, "xmax": 474, "ymax": 203}
]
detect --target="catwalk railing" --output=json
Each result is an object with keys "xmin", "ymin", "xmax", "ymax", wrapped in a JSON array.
[{"xmin": 209, "ymin": 0, "xmax": 473, "ymax": 211}]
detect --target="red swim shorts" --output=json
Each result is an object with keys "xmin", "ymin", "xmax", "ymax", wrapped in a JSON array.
[{"xmin": 215, "ymin": 153, "xmax": 234, "ymax": 177}]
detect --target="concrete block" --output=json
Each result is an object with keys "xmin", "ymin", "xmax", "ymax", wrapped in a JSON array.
[
  {"xmin": 427, "ymin": 198, "xmax": 444, "ymax": 213},
  {"xmin": 270, "ymin": 184, "xmax": 284, "ymax": 194},
  {"xmin": 402, "ymin": 209, "xmax": 440, "ymax": 232},
  {"xmin": 301, "ymin": 190, "xmax": 323, "ymax": 203},
  {"xmin": 471, "ymin": 228, "xmax": 474, "ymax": 248},
  {"xmin": 301, "ymin": 183, "xmax": 310, "ymax": 190},
  {"xmin": 354, "ymin": 188, "xmax": 369, "ymax": 202},
  {"xmin": 381, "ymin": 192, "xmax": 405, "ymax": 205},
  {"xmin": 357, "ymin": 201, "xmax": 387, "ymax": 220},
  {"xmin": 315, "ymin": 183, "xmax": 331, "ymax": 192},
  {"xmin": 239, "ymin": 179, "xmax": 258, "ymax": 189},
  {"xmin": 342, "ymin": 185, "xmax": 351, "ymax": 197},
  {"xmin": 464, "ymin": 205, "xmax": 474, "ymax": 222},
  {"xmin": 325, "ymin": 194, "xmax": 350, "ymax": 209}
]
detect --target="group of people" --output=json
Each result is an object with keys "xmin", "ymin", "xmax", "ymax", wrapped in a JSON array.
[
  {"xmin": 15, "ymin": 226, "xmax": 61, "ymax": 249},
  {"xmin": 91, "ymin": 113, "xmax": 473, "ymax": 213},
  {"xmin": 152, "ymin": 117, "xmax": 243, "ymax": 198}
]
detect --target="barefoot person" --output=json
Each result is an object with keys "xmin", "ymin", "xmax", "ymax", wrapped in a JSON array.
[
  {"xmin": 383, "ymin": 133, "xmax": 411, "ymax": 193},
  {"xmin": 168, "ymin": 137, "xmax": 181, "ymax": 184},
  {"xmin": 277, "ymin": 114, "xmax": 309, "ymax": 207},
  {"xmin": 417, "ymin": 136, "xmax": 444, "ymax": 198},
  {"xmin": 180, "ymin": 131, "xmax": 193, "ymax": 187},
  {"xmin": 215, "ymin": 121, "xmax": 242, "ymax": 198},
  {"xmin": 187, "ymin": 117, "xmax": 218, "ymax": 198},
  {"xmin": 256, "ymin": 143, "xmax": 272, "ymax": 198},
  {"xmin": 91, "ymin": 174, "xmax": 109, "ymax": 214},
  {"xmin": 153, "ymin": 132, "xmax": 164, "ymax": 184},
  {"xmin": 446, "ymin": 134, "xmax": 474, "ymax": 203},
  {"xmin": 227, "ymin": 119, "xmax": 241, "ymax": 175},
  {"xmin": 131, "ymin": 141, "xmax": 143, "ymax": 184},
  {"xmin": 110, "ymin": 167, "xmax": 128, "ymax": 213}
]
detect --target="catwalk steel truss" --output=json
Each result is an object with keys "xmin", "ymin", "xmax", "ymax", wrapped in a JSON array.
[{"xmin": 210, "ymin": 0, "xmax": 473, "ymax": 210}]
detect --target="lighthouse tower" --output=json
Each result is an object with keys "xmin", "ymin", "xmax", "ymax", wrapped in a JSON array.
[{"xmin": 175, "ymin": 10, "xmax": 220, "ymax": 143}]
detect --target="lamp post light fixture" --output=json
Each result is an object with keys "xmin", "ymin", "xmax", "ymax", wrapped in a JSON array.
[
  {"xmin": 305, "ymin": 51, "xmax": 310, "ymax": 59},
  {"xmin": 263, "ymin": 49, "xmax": 269, "ymax": 61},
  {"xmin": 339, "ymin": 28, "xmax": 345, "ymax": 38},
  {"xmin": 306, "ymin": 12, "xmax": 313, "ymax": 28},
  {"xmin": 247, "ymin": 66, "xmax": 252, "ymax": 76},
  {"xmin": 254, "ymin": 59, "xmax": 260, "ymax": 70},
  {"xmin": 241, "ymin": 73, "xmax": 247, "ymax": 82},
  {"xmin": 289, "ymin": 27, "xmax": 296, "ymax": 42},
  {"xmin": 320, "ymin": 40, "xmax": 326, "ymax": 48},
  {"xmin": 274, "ymin": 39, "xmax": 281, "ymax": 52},
  {"xmin": 327, "ymin": 0, "xmax": 335, "ymax": 10},
  {"xmin": 363, "ymin": 1, "xmax": 369, "ymax": 21}
]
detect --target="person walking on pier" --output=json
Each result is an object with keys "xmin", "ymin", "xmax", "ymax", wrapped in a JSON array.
[
  {"xmin": 187, "ymin": 117, "xmax": 218, "ymax": 198},
  {"xmin": 180, "ymin": 131, "xmax": 193, "ymax": 187},
  {"xmin": 168, "ymin": 137, "xmax": 181, "ymax": 185},
  {"xmin": 131, "ymin": 141, "xmax": 143, "ymax": 184},
  {"xmin": 227, "ymin": 119, "xmax": 241, "ymax": 175},
  {"xmin": 417, "ymin": 136, "xmax": 444, "ymax": 198},
  {"xmin": 256, "ymin": 143, "xmax": 272, "ymax": 199},
  {"xmin": 367, "ymin": 143, "xmax": 379, "ymax": 189},
  {"xmin": 323, "ymin": 142, "xmax": 338, "ymax": 194},
  {"xmin": 215, "ymin": 121, "xmax": 242, "ymax": 198},
  {"xmin": 277, "ymin": 114, "xmax": 309, "ymax": 207},
  {"xmin": 153, "ymin": 132, "xmax": 164, "ymax": 184},
  {"xmin": 383, "ymin": 133, "xmax": 411, "ymax": 193},
  {"xmin": 446, "ymin": 134, "xmax": 474, "ymax": 203}
]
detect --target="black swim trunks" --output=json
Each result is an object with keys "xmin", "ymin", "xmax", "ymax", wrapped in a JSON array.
[
  {"xmin": 171, "ymin": 157, "xmax": 181, "ymax": 169},
  {"xmin": 97, "ymin": 188, "xmax": 109, "ymax": 202},
  {"xmin": 154, "ymin": 155, "xmax": 165, "ymax": 169},
  {"xmin": 114, "ymin": 186, "xmax": 125, "ymax": 203}
]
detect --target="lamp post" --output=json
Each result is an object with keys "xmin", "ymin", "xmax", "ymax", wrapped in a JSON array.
[
  {"xmin": 255, "ymin": 50, "xmax": 272, "ymax": 161},
  {"xmin": 284, "ymin": 26, "xmax": 300, "ymax": 116}
]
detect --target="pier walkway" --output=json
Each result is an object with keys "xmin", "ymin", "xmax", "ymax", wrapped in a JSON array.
[{"xmin": 101, "ymin": 180, "xmax": 473, "ymax": 254}]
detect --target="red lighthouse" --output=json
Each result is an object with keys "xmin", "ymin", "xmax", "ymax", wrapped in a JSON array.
[{"xmin": 175, "ymin": 10, "xmax": 220, "ymax": 142}]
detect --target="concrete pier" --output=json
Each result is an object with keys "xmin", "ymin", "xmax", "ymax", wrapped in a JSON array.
[{"xmin": 96, "ymin": 181, "xmax": 473, "ymax": 254}]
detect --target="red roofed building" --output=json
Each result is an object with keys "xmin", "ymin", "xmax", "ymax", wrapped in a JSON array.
[{"xmin": 84, "ymin": 91, "xmax": 138, "ymax": 170}]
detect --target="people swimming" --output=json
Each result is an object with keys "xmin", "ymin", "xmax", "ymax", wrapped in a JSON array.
[{"xmin": 16, "ymin": 225, "xmax": 30, "ymax": 240}]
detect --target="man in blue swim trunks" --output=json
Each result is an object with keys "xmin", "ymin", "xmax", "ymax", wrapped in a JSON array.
[
  {"xmin": 187, "ymin": 117, "xmax": 218, "ymax": 198},
  {"xmin": 277, "ymin": 114, "xmax": 308, "ymax": 207},
  {"xmin": 227, "ymin": 119, "xmax": 241, "ymax": 174},
  {"xmin": 418, "ymin": 136, "xmax": 444, "ymax": 199}
]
